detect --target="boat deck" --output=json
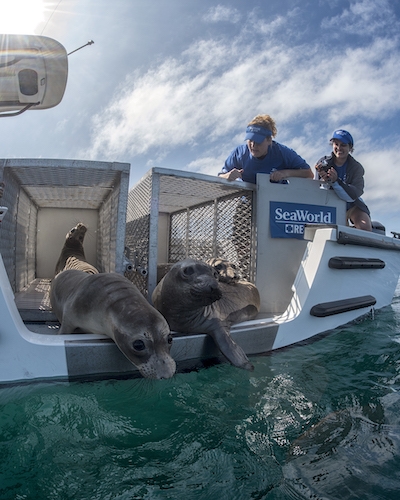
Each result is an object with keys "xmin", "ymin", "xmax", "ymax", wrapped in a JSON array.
[
  {"xmin": 14, "ymin": 278, "xmax": 58, "ymax": 325},
  {"xmin": 15, "ymin": 278, "xmax": 51, "ymax": 310},
  {"xmin": 13, "ymin": 278, "xmax": 277, "ymax": 337}
]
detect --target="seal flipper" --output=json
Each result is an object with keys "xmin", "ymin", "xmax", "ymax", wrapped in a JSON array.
[
  {"xmin": 206, "ymin": 320, "xmax": 254, "ymax": 371},
  {"xmin": 58, "ymin": 318, "xmax": 79, "ymax": 334},
  {"xmin": 224, "ymin": 305, "xmax": 259, "ymax": 326}
]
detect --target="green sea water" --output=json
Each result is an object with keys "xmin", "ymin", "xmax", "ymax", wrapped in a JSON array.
[{"xmin": 1, "ymin": 291, "xmax": 400, "ymax": 499}]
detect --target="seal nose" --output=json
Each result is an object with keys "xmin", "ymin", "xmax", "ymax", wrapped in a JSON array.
[
  {"xmin": 147, "ymin": 354, "xmax": 176, "ymax": 380},
  {"xmin": 202, "ymin": 275, "xmax": 222, "ymax": 299},
  {"xmin": 210, "ymin": 284, "xmax": 222, "ymax": 301}
]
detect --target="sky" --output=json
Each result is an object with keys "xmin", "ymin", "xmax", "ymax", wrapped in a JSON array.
[{"xmin": 1, "ymin": 0, "xmax": 400, "ymax": 233}]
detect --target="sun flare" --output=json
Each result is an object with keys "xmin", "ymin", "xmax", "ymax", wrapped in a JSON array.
[{"xmin": 0, "ymin": 0, "xmax": 46, "ymax": 34}]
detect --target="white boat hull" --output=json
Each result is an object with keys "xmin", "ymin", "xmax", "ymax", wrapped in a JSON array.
[
  {"xmin": 1, "ymin": 166, "xmax": 400, "ymax": 385},
  {"xmin": 1, "ymin": 223, "xmax": 399, "ymax": 385}
]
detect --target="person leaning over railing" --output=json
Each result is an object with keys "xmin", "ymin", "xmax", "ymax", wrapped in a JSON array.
[
  {"xmin": 314, "ymin": 129, "xmax": 372, "ymax": 232},
  {"xmin": 218, "ymin": 114, "xmax": 313, "ymax": 184}
]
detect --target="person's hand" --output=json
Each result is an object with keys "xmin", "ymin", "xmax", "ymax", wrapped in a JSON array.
[
  {"xmin": 326, "ymin": 167, "xmax": 338, "ymax": 182},
  {"xmin": 226, "ymin": 168, "xmax": 243, "ymax": 181},
  {"xmin": 270, "ymin": 170, "xmax": 286, "ymax": 182},
  {"xmin": 316, "ymin": 165, "xmax": 337, "ymax": 183}
]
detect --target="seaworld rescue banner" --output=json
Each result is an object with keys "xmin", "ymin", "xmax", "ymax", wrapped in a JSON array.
[{"xmin": 270, "ymin": 201, "xmax": 336, "ymax": 239}]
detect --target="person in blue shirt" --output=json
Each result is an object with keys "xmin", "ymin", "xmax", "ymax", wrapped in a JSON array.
[
  {"xmin": 315, "ymin": 129, "xmax": 372, "ymax": 231},
  {"xmin": 218, "ymin": 114, "xmax": 313, "ymax": 184}
]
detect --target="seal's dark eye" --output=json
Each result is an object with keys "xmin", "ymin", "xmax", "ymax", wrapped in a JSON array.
[
  {"xmin": 183, "ymin": 266, "xmax": 194, "ymax": 277},
  {"xmin": 71, "ymin": 228, "xmax": 76, "ymax": 233},
  {"xmin": 167, "ymin": 334, "xmax": 173, "ymax": 345},
  {"xmin": 215, "ymin": 263, "xmax": 223, "ymax": 271},
  {"xmin": 132, "ymin": 340, "xmax": 146, "ymax": 351}
]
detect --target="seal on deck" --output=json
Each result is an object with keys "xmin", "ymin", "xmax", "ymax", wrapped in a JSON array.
[
  {"xmin": 54, "ymin": 222, "xmax": 99, "ymax": 275},
  {"xmin": 50, "ymin": 270, "xmax": 176, "ymax": 379},
  {"xmin": 152, "ymin": 258, "xmax": 260, "ymax": 371}
]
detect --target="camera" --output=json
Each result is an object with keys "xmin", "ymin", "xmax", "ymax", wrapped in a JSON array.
[{"xmin": 317, "ymin": 159, "xmax": 330, "ymax": 173}]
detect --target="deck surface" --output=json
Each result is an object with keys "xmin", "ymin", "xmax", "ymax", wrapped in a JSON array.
[
  {"xmin": 15, "ymin": 278, "xmax": 51, "ymax": 309},
  {"xmin": 14, "ymin": 278, "xmax": 58, "ymax": 322}
]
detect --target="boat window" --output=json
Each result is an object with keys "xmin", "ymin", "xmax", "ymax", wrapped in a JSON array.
[{"xmin": 18, "ymin": 69, "xmax": 39, "ymax": 96}]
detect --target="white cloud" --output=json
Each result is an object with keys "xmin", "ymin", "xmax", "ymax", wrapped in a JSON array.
[
  {"xmin": 85, "ymin": 30, "xmax": 400, "ymax": 160},
  {"xmin": 321, "ymin": 0, "xmax": 396, "ymax": 36},
  {"xmin": 247, "ymin": 8, "xmax": 300, "ymax": 37},
  {"xmin": 203, "ymin": 5, "xmax": 241, "ymax": 24},
  {"xmin": 84, "ymin": 0, "xmax": 400, "ymax": 232},
  {"xmin": 359, "ymin": 147, "xmax": 400, "ymax": 210},
  {"xmin": 186, "ymin": 153, "xmax": 227, "ymax": 177}
]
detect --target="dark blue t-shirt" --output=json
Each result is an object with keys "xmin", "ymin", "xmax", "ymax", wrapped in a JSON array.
[{"xmin": 220, "ymin": 141, "xmax": 310, "ymax": 184}]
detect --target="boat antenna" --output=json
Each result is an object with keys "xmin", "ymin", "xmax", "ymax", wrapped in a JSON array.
[
  {"xmin": 40, "ymin": 0, "xmax": 63, "ymax": 35},
  {"xmin": 68, "ymin": 40, "xmax": 94, "ymax": 56}
]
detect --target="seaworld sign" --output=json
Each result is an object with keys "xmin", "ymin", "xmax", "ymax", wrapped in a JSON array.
[{"xmin": 270, "ymin": 201, "xmax": 336, "ymax": 239}]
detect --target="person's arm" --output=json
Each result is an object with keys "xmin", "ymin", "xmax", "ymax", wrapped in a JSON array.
[
  {"xmin": 218, "ymin": 146, "xmax": 245, "ymax": 181},
  {"xmin": 218, "ymin": 169, "xmax": 244, "ymax": 181},
  {"xmin": 330, "ymin": 177, "xmax": 356, "ymax": 202},
  {"xmin": 270, "ymin": 168, "xmax": 313, "ymax": 182},
  {"xmin": 316, "ymin": 156, "xmax": 364, "ymax": 201},
  {"xmin": 334, "ymin": 160, "xmax": 364, "ymax": 200},
  {"xmin": 274, "ymin": 143, "xmax": 313, "ymax": 182}
]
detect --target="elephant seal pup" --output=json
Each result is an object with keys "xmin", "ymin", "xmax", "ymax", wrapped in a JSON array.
[
  {"xmin": 152, "ymin": 259, "xmax": 260, "ymax": 371},
  {"xmin": 50, "ymin": 270, "xmax": 176, "ymax": 379},
  {"xmin": 54, "ymin": 222, "xmax": 99, "ymax": 275},
  {"xmin": 206, "ymin": 257, "xmax": 241, "ymax": 284}
]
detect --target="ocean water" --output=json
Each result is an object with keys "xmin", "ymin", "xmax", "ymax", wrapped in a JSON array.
[{"xmin": 1, "ymin": 291, "xmax": 400, "ymax": 499}]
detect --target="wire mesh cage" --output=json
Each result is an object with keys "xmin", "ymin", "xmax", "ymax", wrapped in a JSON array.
[
  {"xmin": 125, "ymin": 168, "xmax": 256, "ymax": 299},
  {"xmin": 0, "ymin": 158, "xmax": 130, "ymax": 294}
]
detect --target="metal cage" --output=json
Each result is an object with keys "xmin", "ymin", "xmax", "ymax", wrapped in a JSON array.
[
  {"xmin": 0, "ymin": 158, "xmax": 129, "ymax": 298},
  {"xmin": 125, "ymin": 168, "xmax": 256, "ymax": 299}
]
